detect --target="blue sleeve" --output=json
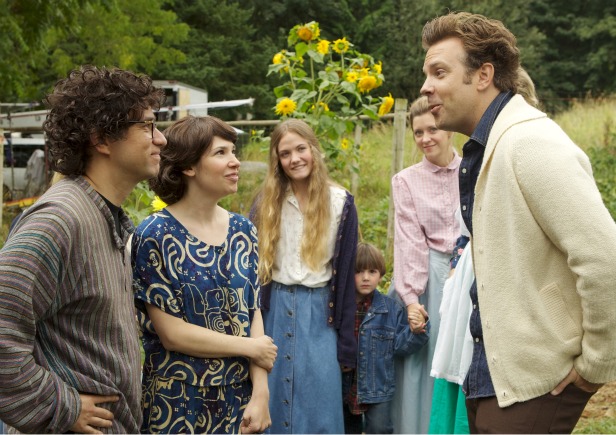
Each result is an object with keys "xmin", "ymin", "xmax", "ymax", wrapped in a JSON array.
[
  {"xmin": 450, "ymin": 235, "xmax": 470, "ymax": 269},
  {"xmin": 393, "ymin": 299, "xmax": 430, "ymax": 356},
  {"xmin": 131, "ymin": 218, "xmax": 183, "ymax": 318}
]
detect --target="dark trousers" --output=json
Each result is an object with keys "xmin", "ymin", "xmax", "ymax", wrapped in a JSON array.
[
  {"xmin": 466, "ymin": 384, "xmax": 594, "ymax": 434},
  {"xmin": 343, "ymin": 401, "xmax": 394, "ymax": 434},
  {"xmin": 344, "ymin": 407, "xmax": 364, "ymax": 434}
]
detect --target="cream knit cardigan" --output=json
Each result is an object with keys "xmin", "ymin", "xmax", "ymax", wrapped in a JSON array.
[{"xmin": 472, "ymin": 94, "xmax": 616, "ymax": 407}]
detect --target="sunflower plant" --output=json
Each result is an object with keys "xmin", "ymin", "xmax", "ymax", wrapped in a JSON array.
[
  {"xmin": 123, "ymin": 182, "xmax": 167, "ymax": 226},
  {"xmin": 268, "ymin": 21, "xmax": 393, "ymax": 176},
  {"xmin": 123, "ymin": 181, "xmax": 157, "ymax": 225}
]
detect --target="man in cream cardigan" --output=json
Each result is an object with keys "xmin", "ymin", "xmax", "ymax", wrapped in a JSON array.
[{"xmin": 418, "ymin": 11, "xmax": 616, "ymax": 433}]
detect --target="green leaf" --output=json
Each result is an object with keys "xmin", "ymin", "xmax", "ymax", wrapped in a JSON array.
[
  {"xmin": 306, "ymin": 49, "xmax": 324, "ymax": 63},
  {"xmin": 362, "ymin": 106, "xmax": 379, "ymax": 120},
  {"xmin": 290, "ymin": 88, "xmax": 310, "ymax": 99},
  {"xmin": 335, "ymin": 94, "xmax": 351, "ymax": 106},
  {"xmin": 295, "ymin": 42, "xmax": 309, "ymax": 58},
  {"xmin": 273, "ymin": 85, "xmax": 288, "ymax": 98},
  {"xmin": 267, "ymin": 63, "xmax": 289, "ymax": 76},
  {"xmin": 319, "ymin": 80, "xmax": 331, "ymax": 90},
  {"xmin": 340, "ymin": 80, "xmax": 357, "ymax": 93},
  {"xmin": 293, "ymin": 68, "xmax": 308, "ymax": 79}
]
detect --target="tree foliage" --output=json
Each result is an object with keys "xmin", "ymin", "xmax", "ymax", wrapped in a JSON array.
[
  {"xmin": 150, "ymin": 0, "xmax": 278, "ymax": 120},
  {"xmin": 0, "ymin": 0, "xmax": 188, "ymax": 104},
  {"xmin": 2, "ymin": 0, "xmax": 616, "ymax": 116},
  {"xmin": 0, "ymin": 0, "xmax": 105, "ymax": 101},
  {"xmin": 525, "ymin": 0, "xmax": 616, "ymax": 110},
  {"xmin": 46, "ymin": 1, "xmax": 188, "ymax": 74}
]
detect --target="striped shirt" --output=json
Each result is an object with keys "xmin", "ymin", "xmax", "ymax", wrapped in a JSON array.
[
  {"xmin": 0, "ymin": 176, "xmax": 142, "ymax": 433},
  {"xmin": 392, "ymin": 154, "xmax": 461, "ymax": 306}
]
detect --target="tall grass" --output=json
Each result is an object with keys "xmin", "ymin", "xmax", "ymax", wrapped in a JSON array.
[{"xmin": 554, "ymin": 97, "xmax": 616, "ymax": 151}]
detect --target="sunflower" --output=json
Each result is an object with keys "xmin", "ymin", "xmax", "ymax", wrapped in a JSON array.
[
  {"xmin": 345, "ymin": 71, "xmax": 359, "ymax": 83},
  {"xmin": 272, "ymin": 52, "xmax": 285, "ymax": 65},
  {"xmin": 358, "ymin": 75, "xmax": 377, "ymax": 93},
  {"xmin": 151, "ymin": 196, "xmax": 167, "ymax": 212},
  {"xmin": 275, "ymin": 98, "xmax": 297, "ymax": 116},
  {"xmin": 317, "ymin": 39, "xmax": 330, "ymax": 55},
  {"xmin": 340, "ymin": 138, "xmax": 350, "ymax": 150},
  {"xmin": 332, "ymin": 37, "xmax": 350, "ymax": 54},
  {"xmin": 297, "ymin": 22, "xmax": 320, "ymax": 42},
  {"xmin": 373, "ymin": 61, "xmax": 383, "ymax": 75},
  {"xmin": 297, "ymin": 26, "xmax": 313, "ymax": 42},
  {"xmin": 378, "ymin": 93, "xmax": 394, "ymax": 116},
  {"xmin": 309, "ymin": 22, "xmax": 321, "ymax": 39}
]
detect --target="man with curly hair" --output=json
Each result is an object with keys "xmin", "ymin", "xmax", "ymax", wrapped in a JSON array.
[
  {"xmin": 0, "ymin": 65, "xmax": 166, "ymax": 433},
  {"xmin": 417, "ymin": 12, "xmax": 616, "ymax": 433}
]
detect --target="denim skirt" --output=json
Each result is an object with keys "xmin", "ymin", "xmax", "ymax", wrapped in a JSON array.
[{"xmin": 263, "ymin": 281, "xmax": 344, "ymax": 434}]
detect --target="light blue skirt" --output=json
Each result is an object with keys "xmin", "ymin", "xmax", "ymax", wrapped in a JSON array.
[
  {"xmin": 263, "ymin": 282, "xmax": 344, "ymax": 434},
  {"xmin": 389, "ymin": 249, "xmax": 450, "ymax": 434}
]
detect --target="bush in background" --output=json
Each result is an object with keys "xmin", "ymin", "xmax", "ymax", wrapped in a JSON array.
[{"xmin": 587, "ymin": 141, "xmax": 616, "ymax": 220}]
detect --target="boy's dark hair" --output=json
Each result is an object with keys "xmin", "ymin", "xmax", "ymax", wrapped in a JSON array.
[
  {"xmin": 43, "ymin": 65, "xmax": 165, "ymax": 177},
  {"xmin": 150, "ymin": 115, "xmax": 237, "ymax": 205},
  {"xmin": 355, "ymin": 242, "xmax": 386, "ymax": 276}
]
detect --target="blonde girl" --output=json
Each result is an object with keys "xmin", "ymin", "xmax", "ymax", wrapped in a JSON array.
[{"xmin": 251, "ymin": 119, "xmax": 359, "ymax": 434}]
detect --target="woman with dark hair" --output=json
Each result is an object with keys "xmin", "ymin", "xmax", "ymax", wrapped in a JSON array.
[{"xmin": 132, "ymin": 115, "xmax": 277, "ymax": 434}]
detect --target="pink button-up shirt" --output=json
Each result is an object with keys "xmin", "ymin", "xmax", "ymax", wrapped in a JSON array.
[{"xmin": 392, "ymin": 153, "xmax": 461, "ymax": 306}]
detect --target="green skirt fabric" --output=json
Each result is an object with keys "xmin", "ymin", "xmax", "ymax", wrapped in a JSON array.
[{"xmin": 428, "ymin": 378, "xmax": 470, "ymax": 434}]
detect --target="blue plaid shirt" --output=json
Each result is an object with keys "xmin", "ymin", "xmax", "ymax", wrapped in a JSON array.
[{"xmin": 461, "ymin": 91, "xmax": 513, "ymax": 399}]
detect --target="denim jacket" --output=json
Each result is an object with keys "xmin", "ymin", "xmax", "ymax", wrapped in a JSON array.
[{"xmin": 355, "ymin": 291, "xmax": 430, "ymax": 404}]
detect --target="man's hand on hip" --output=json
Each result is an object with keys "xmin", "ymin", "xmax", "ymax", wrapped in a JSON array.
[{"xmin": 551, "ymin": 367, "xmax": 603, "ymax": 395}]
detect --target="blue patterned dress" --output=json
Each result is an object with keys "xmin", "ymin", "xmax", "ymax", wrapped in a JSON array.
[{"xmin": 132, "ymin": 210, "xmax": 260, "ymax": 434}]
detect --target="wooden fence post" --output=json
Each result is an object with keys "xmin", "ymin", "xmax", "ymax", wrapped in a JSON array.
[
  {"xmin": 386, "ymin": 98, "xmax": 408, "ymax": 261},
  {"xmin": 350, "ymin": 122, "xmax": 362, "ymax": 196}
]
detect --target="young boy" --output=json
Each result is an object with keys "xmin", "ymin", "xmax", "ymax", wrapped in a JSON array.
[{"xmin": 343, "ymin": 242, "xmax": 430, "ymax": 434}]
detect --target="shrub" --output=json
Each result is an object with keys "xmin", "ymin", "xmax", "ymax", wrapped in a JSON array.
[{"xmin": 587, "ymin": 140, "xmax": 616, "ymax": 221}]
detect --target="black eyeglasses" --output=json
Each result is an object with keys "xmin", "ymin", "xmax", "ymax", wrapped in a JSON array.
[{"xmin": 127, "ymin": 119, "xmax": 156, "ymax": 138}]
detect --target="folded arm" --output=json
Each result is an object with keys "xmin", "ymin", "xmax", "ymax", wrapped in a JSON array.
[{"xmin": 145, "ymin": 304, "xmax": 277, "ymax": 370}]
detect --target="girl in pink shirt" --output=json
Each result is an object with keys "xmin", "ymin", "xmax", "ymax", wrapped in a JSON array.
[{"xmin": 390, "ymin": 96, "xmax": 461, "ymax": 434}]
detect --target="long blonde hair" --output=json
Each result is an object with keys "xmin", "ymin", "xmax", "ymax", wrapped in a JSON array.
[
  {"xmin": 516, "ymin": 67, "xmax": 539, "ymax": 108},
  {"xmin": 255, "ymin": 119, "xmax": 333, "ymax": 285}
]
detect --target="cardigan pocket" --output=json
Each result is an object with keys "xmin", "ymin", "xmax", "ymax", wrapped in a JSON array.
[{"xmin": 538, "ymin": 282, "xmax": 580, "ymax": 343}]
